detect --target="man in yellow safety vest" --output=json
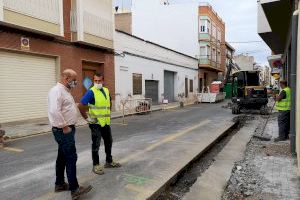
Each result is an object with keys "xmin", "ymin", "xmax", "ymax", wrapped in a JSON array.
[
  {"xmin": 78, "ymin": 73, "xmax": 121, "ymax": 175},
  {"xmin": 274, "ymin": 80, "xmax": 291, "ymax": 142}
]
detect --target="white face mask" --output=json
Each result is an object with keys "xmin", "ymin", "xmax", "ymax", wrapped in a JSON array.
[
  {"xmin": 68, "ymin": 80, "xmax": 77, "ymax": 89},
  {"xmin": 94, "ymin": 83, "xmax": 103, "ymax": 89}
]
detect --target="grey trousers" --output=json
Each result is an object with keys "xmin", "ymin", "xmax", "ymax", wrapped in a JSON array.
[{"xmin": 278, "ymin": 111, "xmax": 290, "ymax": 139}]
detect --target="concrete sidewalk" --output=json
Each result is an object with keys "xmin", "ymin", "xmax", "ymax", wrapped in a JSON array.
[
  {"xmin": 0, "ymin": 104, "xmax": 235, "ymax": 200},
  {"xmin": 183, "ymin": 118, "xmax": 257, "ymax": 200},
  {"xmin": 2, "ymin": 102, "xmax": 180, "ymax": 139}
]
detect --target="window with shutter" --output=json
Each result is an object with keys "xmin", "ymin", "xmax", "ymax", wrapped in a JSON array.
[
  {"xmin": 189, "ymin": 79, "xmax": 193, "ymax": 92},
  {"xmin": 133, "ymin": 73, "xmax": 142, "ymax": 95}
]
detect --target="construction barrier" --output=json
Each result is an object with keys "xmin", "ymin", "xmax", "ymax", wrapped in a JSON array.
[{"xmin": 120, "ymin": 98, "xmax": 152, "ymax": 124}]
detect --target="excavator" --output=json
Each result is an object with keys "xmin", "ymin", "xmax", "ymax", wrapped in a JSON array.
[{"xmin": 224, "ymin": 60, "xmax": 269, "ymax": 115}]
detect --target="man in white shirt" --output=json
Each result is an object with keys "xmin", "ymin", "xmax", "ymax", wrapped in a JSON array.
[{"xmin": 48, "ymin": 69, "xmax": 92, "ymax": 200}]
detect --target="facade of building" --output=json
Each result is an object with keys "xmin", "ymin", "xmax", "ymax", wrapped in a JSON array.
[
  {"xmin": 225, "ymin": 42, "xmax": 235, "ymax": 67},
  {"xmin": 114, "ymin": 31, "xmax": 198, "ymax": 111},
  {"xmin": 199, "ymin": 3, "xmax": 226, "ymax": 90},
  {"xmin": 0, "ymin": 0, "xmax": 115, "ymax": 123},
  {"xmin": 115, "ymin": 1, "xmax": 226, "ymax": 92},
  {"xmin": 257, "ymin": 0, "xmax": 300, "ymax": 169},
  {"xmin": 225, "ymin": 42, "xmax": 236, "ymax": 75},
  {"xmin": 263, "ymin": 66, "xmax": 271, "ymax": 86},
  {"xmin": 234, "ymin": 54, "xmax": 255, "ymax": 71}
]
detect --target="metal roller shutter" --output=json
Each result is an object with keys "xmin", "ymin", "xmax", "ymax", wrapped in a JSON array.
[
  {"xmin": 164, "ymin": 71, "xmax": 175, "ymax": 102},
  {"xmin": 0, "ymin": 51, "xmax": 57, "ymax": 123},
  {"xmin": 145, "ymin": 80, "xmax": 159, "ymax": 105}
]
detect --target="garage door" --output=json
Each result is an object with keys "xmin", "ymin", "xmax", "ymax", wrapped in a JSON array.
[
  {"xmin": 0, "ymin": 51, "xmax": 57, "ymax": 123},
  {"xmin": 164, "ymin": 71, "xmax": 175, "ymax": 102},
  {"xmin": 145, "ymin": 80, "xmax": 159, "ymax": 105}
]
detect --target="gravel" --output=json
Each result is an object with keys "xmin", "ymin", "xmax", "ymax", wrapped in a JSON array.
[
  {"xmin": 222, "ymin": 137, "xmax": 265, "ymax": 200},
  {"xmin": 222, "ymin": 114, "xmax": 295, "ymax": 200}
]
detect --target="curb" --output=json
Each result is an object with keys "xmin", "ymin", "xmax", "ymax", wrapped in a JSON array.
[{"xmin": 147, "ymin": 120, "xmax": 239, "ymax": 200}]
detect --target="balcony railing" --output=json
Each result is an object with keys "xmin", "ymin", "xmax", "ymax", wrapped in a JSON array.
[
  {"xmin": 71, "ymin": 10, "xmax": 113, "ymax": 41},
  {"xmin": 200, "ymin": 58, "xmax": 211, "ymax": 65},
  {"xmin": 3, "ymin": 0, "xmax": 60, "ymax": 24},
  {"xmin": 83, "ymin": 11, "xmax": 113, "ymax": 41},
  {"xmin": 199, "ymin": 57, "xmax": 222, "ymax": 70}
]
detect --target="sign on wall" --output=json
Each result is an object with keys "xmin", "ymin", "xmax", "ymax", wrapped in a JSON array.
[{"xmin": 20, "ymin": 37, "xmax": 30, "ymax": 51}]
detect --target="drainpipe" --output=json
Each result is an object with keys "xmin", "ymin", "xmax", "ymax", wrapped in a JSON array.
[
  {"xmin": 290, "ymin": 9, "xmax": 298, "ymax": 155},
  {"xmin": 296, "ymin": 0, "xmax": 300, "ymax": 176}
]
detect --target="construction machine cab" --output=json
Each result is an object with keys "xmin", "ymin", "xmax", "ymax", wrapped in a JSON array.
[{"xmin": 231, "ymin": 70, "xmax": 268, "ymax": 115}]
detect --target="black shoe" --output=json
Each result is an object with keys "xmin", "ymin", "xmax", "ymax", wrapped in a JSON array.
[
  {"xmin": 274, "ymin": 137, "xmax": 286, "ymax": 142},
  {"xmin": 71, "ymin": 185, "xmax": 92, "ymax": 200},
  {"xmin": 54, "ymin": 183, "xmax": 69, "ymax": 192}
]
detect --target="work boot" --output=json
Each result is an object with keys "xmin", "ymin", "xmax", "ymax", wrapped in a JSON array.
[
  {"xmin": 71, "ymin": 185, "xmax": 92, "ymax": 200},
  {"xmin": 92, "ymin": 164, "xmax": 105, "ymax": 175},
  {"xmin": 274, "ymin": 137, "xmax": 286, "ymax": 142},
  {"xmin": 54, "ymin": 183, "xmax": 69, "ymax": 192},
  {"xmin": 104, "ymin": 161, "xmax": 122, "ymax": 168}
]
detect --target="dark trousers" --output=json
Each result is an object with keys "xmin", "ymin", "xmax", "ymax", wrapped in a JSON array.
[
  {"xmin": 89, "ymin": 124, "xmax": 113, "ymax": 165},
  {"xmin": 52, "ymin": 126, "xmax": 79, "ymax": 192},
  {"xmin": 278, "ymin": 111, "xmax": 290, "ymax": 139}
]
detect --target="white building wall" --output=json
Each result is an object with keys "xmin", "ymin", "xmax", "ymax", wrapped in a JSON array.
[
  {"xmin": 234, "ymin": 55, "xmax": 255, "ymax": 71},
  {"xmin": 131, "ymin": 0, "xmax": 199, "ymax": 58},
  {"xmin": 114, "ymin": 31, "xmax": 198, "ymax": 111}
]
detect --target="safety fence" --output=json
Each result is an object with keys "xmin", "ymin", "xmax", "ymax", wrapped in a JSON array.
[{"xmin": 120, "ymin": 98, "xmax": 152, "ymax": 124}]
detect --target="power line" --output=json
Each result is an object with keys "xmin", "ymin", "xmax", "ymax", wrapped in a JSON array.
[{"xmin": 227, "ymin": 41, "xmax": 264, "ymax": 44}]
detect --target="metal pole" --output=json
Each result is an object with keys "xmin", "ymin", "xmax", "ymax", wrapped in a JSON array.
[
  {"xmin": 290, "ymin": 11, "xmax": 298, "ymax": 154},
  {"xmin": 122, "ymin": 102, "xmax": 125, "ymax": 125}
]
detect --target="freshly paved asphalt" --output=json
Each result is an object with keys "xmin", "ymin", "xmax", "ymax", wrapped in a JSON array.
[{"xmin": 0, "ymin": 102, "xmax": 232, "ymax": 200}]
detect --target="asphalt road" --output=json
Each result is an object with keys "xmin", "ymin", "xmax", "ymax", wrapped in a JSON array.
[{"xmin": 0, "ymin": 102, "xmax": 231, "ymax": 200}]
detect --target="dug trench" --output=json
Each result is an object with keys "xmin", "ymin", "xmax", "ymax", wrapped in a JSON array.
[{"xmin": 154, "ymin": 114, "xmax": 259, "ymax": 200}]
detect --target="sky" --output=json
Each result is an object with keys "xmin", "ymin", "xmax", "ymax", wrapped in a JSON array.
[{"xmin": 115, "ymin": 0, "xmax": 271, "ymax": 66}]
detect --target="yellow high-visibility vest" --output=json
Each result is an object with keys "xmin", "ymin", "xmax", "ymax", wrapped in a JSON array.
[
  {"xmin": 276, "ymin": 87, "xmax": 291, "ymax": 111},
  {"xmin": 88, "ymin": 86, "xmax": 111, "ymax": 127}
]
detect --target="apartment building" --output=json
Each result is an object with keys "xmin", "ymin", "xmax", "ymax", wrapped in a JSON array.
[
  {"xmin": 0, "ymin": 0, "xmax": 115, "ymax": 123},
  {"xmin": 199, "ymin": 3, "xmax": 226, "ymax": 90}
]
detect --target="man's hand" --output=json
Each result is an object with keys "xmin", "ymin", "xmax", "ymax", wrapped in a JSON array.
[
  {"xmin": 78, "ymin": 103, "xmax": 88, "ymax": 119},
  {"xmin": 86, "ymin": 117, "xmax": 97, "ymax": 123},
  {"xmin": 63, "ymin": 126, "xmax": 72, "ymax": 134}
]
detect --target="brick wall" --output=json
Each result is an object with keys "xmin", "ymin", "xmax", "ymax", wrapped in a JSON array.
[
  {"xmin": 0, "ymin": 29, "xmax": 115, "ymax": 102},
  {"xmin": 63, "ymin": 0, "xmax": 72, "ymax": 41}
]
